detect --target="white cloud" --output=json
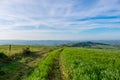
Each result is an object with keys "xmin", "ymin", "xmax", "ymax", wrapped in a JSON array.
[{"xmin": 0, "ymin": 0, "xmax": 120, "ymax": 40}]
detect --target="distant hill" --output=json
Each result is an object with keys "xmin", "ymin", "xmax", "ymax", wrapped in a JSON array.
[
  {"xmin": 93, "ymin": 40, "xmax": 120, "ymax": 45},
  {"xmin": 61, "ymin": 41, "xmax": 120, "ymax": 49},
  {"xmin": 69, "ymin": 41, "xmax": 109, "ymax": 47}
]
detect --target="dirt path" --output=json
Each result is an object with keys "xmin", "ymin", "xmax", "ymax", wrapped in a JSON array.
[
  {"xmin": 48, "ymin": 49, "xmax": 63, "ymax": 80},
  {"xmin": 18, "ymin": 51, "xmax": 49, "ymax": 80}
]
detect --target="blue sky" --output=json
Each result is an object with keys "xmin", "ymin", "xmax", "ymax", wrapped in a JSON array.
[{"xmin": 0, "ymin": 0, "xmax": 120, "ymax": 40}]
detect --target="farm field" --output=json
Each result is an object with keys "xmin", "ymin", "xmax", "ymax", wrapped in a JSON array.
[{"xmin": 0, "ymin": 46, "xmax": 120, "ymax": 80}]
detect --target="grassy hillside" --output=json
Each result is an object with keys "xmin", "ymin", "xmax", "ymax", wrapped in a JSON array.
[
  {"xmin": 0, "ymin": 45, "xmax": 56, "ymax": 80},
  {"xmin": 60, "ymin": 48, "xmax": 120, "ymax": 80},
  {"xmin": 61, "ymin": 41, "xmax": 120, "ymax": 49},
  {"xmin": 0, "ymin": 45, "xmax": 54, "ymax": 56},
  {"xmin": 0, "ymin": 45, "xmax": 120, "ymax": 80},
  {"xmin": 23, "ymin": 47, "xmax": 120, "ymax": 80},
  {"xmin": 24, "ymin": 49, "xmax": 62, "ymax": 80}
]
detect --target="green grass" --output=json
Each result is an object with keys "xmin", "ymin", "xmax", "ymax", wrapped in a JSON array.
[
  {"xmin": 60, "ymin": 48, "xmax": 120, "ymax": 80},
  {"xmin": 24, "ymin": 49, "xmax": 61, "ymax": 80},
  {"xmin": 1, "ymin": 45, "xmax": 120, "ymax": 80},
  {"xmin": 0, "ymin": 45, "xmax": 55, "ymax": 56},
  {"xmin": 0, "ymin": 45, "xmax": 56, "ymax": 80}
]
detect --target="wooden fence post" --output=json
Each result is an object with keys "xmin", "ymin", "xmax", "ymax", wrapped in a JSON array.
[{"xmin": 9, "ymin": 45, "xmax": 12, "ymax": 56}]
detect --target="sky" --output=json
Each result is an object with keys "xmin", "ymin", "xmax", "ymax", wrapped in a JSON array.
[{"xmin": 0, "ymin": 0, "xmax": 120, "ymax": 40}]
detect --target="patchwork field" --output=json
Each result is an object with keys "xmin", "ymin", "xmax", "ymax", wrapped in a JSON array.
[{"xmin": 0, "ymin": 46, "xmax": 120, "ymax": 80}]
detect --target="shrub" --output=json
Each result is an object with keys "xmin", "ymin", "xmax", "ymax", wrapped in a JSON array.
[
  {"xmin": 0, "ymin": 52, "xmax": 7, "ymax": 59},
  {"xmin": 22, "ymin": 47, "xmax": 31, "ymax": 56}
]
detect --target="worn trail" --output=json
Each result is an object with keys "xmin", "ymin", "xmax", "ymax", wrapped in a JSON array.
[{"xmin": 48, "ymin": 49, "xmax": 63, "ymax": 80}]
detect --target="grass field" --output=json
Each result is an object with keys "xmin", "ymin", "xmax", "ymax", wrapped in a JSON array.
[
  {"xmin": 0, "ymin": 45, "xmax": 120, "ymax": 80},
  {"xmin": 0, "ymin": 45, "xmax": 56, "ymax": 80},
  {"xmin": 60, "ymin": 48, "xmax": 120, "ymax": 80},
  {"xmin": 24, "ymin": 49, "xmax": 62, "ymax": 80},
  {"xmin": 0, "ymin": 45, "xmax": 54, "ymax": 56}
]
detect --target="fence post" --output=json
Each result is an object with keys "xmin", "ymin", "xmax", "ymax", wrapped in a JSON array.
[{"xmin": 9, "ymin": 45, "xmax": 12, "ymax": 56}]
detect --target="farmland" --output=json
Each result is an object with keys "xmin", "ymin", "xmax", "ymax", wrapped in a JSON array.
[{"xmin": 0, "ymin": 45, "xmax": 120, "ymax": 80}]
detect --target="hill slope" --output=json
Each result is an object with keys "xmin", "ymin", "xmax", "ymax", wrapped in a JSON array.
[{"xmin": 61, "ymin": 41, "xmax": 119, "ymax": 49}]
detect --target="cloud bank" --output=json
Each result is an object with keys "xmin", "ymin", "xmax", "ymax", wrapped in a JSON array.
[{"xmin": 0, "ymin": 0, "xmax": 120, "ymax": 40}]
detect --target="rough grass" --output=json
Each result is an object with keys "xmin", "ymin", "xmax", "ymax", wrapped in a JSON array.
[
  {"xmin": 24, "ymin": 49, "xmax": 61, "ymax": 80},
  {"xmin": 1, "ymin": 45, "xmax": 120, "ymax": 80},
  {"xmin": 0, "ymin": 45, "xmax": 55, "ymax": 56},
  {"xmin": 60, "ymin": 48, "xmax": 120, "ymax": 80},
  {"xmin": 0, "ymin": 45, "xmax": 56, "ymax": 80}
]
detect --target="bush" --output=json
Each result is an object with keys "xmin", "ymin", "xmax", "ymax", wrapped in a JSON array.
[
  {"xmin": 0, "ymin": 70, "xmax": 6, "ymax": 75},
  {"xmin": 0, "ymin": 52, "xmax": 13, "ymax": 63},
  {"xmin": 0, "ymin": 52, "xmax": 8, "ymax": 62},
  {"xmin": 0, "ymin": 52, "xmax": 7, "ymax": 59},
  {"xmin": 22, "ymin": 47, "xmax": 31, "ymax": 56}
]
